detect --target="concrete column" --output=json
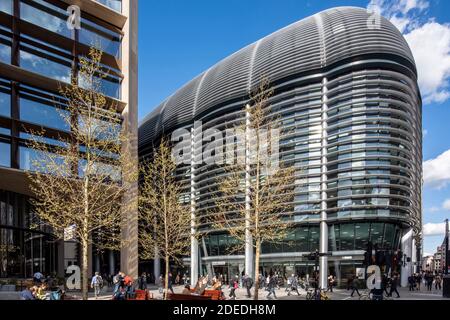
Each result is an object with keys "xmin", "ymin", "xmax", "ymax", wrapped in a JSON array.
[
  {"xmin": 94, "ymin": 252, "xmax": 100, "ymax": 273},
  {"xmin": 57, "ymin": 240, "xmax": 65, "ymax": 277},
  {"xmin": 120, "ymin": 0, "xmax": 139, "ymax": 279},
  {"xmin": 153, "ymin": 246, "xmax": 160, "ymax": 283},
  {"xmin": 244, "ymin": 104, "xmax": 254, "ymax": 278},
  {"xmin": 319, "ymin": 77, "xmax": 329, "ymax": 290},
  {"xmin": 401, "ymin": 229, "xmax": 413, "ymax": 287},
  {"xmin": 109, "ymin": 251, "xmax": 115, "ymax": 275},
  {"xmin": 190, "ymin": 127, "xmax": 199, "ymax": 286}
]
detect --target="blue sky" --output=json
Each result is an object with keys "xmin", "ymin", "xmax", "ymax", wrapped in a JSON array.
[{"xmin": 138, "ymin": 0, "xmax": 450, "ymax": 255}]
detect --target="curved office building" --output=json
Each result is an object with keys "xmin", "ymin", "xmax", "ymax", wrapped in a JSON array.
[{"xmin": 139, "ymin": 7, "xmax": 422, "ymax": 284}]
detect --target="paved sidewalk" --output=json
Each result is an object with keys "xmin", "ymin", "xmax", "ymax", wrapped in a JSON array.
[{"xmin": 0, "ymin": 285, "xmax": 446, "ymax": 300}]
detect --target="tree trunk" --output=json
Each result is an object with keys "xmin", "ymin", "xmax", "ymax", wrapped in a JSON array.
[
  {"xmin": 253, "ymin": 239, "xmax": 261, "ymax": 300},
  {"xmin": 164, "ymin": 255, "xmax": 169, "ymax": 300},
  {"xmin": 81, "ymin": 238, "xmax": 89, "ymax": 300}
]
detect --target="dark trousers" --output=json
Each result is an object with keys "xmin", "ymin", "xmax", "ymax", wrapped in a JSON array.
[
  {"xmin": 350, "ymin": 287, "xmax": 360, "ymax": 297},
  {"xmin": 246, "ymin": 287, "xmax": 251, "ymax": 297},
  {"xmin": 288, "ymin": 287, "xmax": 300, "ymax": 296},
  {"xmin": 409, "ymin": 283, "xmax": 414, "ymax": 291},
  {"xmin": 435, "ymin": 282, "xmax": 441, "ymax": 290},
  {"xmin": 168, "ymin": 284, "xmax": 174, "ymax": 294},
  {"xmin": 389, "ymin": 287, "xmax": 400, "ymax": 298},
  {"xmin": 229, "ymin": 288, "xmax": 236, "ymax": 299},
  {"xmin": 427, "ymin": 282, "xmax": 433, "ymax": 291},
  {"xmin": 267, "ymin": 287, "xmax": 277, "ymax": 298}
]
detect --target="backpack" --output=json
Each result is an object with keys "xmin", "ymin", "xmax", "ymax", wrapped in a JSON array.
[
  {"xmin": 124, "ymin": 276, "xmax": 133, "ymax": 286},
  {"xmin": 97, "ymin": 276, "xmax": 104, "ymax": 287}
]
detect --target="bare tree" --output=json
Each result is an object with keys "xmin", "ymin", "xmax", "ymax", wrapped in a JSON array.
[
  {"xmin": 25, "ymin": 47, "xmax": 136, "ymax": 300},
  {"xmin": 211, "ymin": 77, "xmax": 296, "ymax": 300},
  {"xmin": 139, "ymin": 138, "xmax": 191, "ymax": 300}
]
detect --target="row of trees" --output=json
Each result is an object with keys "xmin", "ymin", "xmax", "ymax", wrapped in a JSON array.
[{"xmin": 26, "ymin": 48, "xmax": 296, "ymax": 300}]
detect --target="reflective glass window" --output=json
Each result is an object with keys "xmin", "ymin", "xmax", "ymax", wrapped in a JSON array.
[
  {"xmin": 20, "ymin": 0, "xmax": 71, "ymax": 38},
  {"xmin": 354, "ymin": 223, "xmax": 370, "ymax": 250},
  {"xmin": 20, "ymin": 49, "xmax": 72, "ymax": 83},
  {"xmin": 20, "ymin": 98, "xmax": 70, "ymax": 131},
  {"xmin": 0, "ymin": 91, "xmax": 10, "ymax": 117},
  {"xmin": 369, "ymin": 223, "xmax": 384, "ymax": 246},
  {"xmin": 308, "ymin": 226, "xmax": 319, "ymax": 251},
  {"xmin": 0, "ymin": 27, "xmax": 11, "ymax": 63},
  {"xmin": 0, "ymin": 142, "xmax": 10, "ymax": 167},
  {"xmin": 96, "ymin": 0, "xmax": 122, "ymax": 13},
  {"xmin": 0, "ymin": 0, "xmax": 12, "ymax": 14},
  {"xmin": 80, "ymin": 18, "xmax": 122, "ymax": 59},
  {"xmin": 383, "ymin": 224, "xmax": 395, "ymax": 249},
  {"xmin": 339, "ymin": 223, "xmax": 354, "ymax": 250},
  {"xmin": 19, "ymin": 147, "xmax": 67, "ymax": 173},
  {"xmin": 0, "ymin": 127, "xmax": 10, "ymax": 136},
  {"xmin": 295, "ymin": 227, "xmax": 309, "ymax": 252}
]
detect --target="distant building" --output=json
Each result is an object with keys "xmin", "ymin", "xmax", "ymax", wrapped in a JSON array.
[
  {"xmin": 433, "ymin": 245, "xmax": 444, "ymax": 273},
  {"xmin": 422, "ymin": 255, "xmax": 434, "ymax": 272}
]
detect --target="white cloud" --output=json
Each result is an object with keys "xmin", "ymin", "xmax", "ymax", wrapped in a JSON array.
[
  {"xmin": 423, "ymin": 222, "xmax": 446, "ymax": 236},
  {"xmin": 405, "ymin": 22, "xmax": 450, "ymax": 104},
  {"xmin": 368, "ymin": 0, "xmax": 450, "ymax": 104},
  {"xmin": 423, "ymin": 149, "xmax": 450, "ymax": 189},
  {"xmin": 443, "ymin": 199, "xmax": 450, "ymax": 210}
]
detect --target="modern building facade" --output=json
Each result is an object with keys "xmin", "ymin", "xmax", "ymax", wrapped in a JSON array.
[
  {"xmin": 139, "ymin": 6, "xmax": 422, "ymax": 286},
  {"xmin": 0, "ymin": 0, "xmax": 138, "ymax": 279}
]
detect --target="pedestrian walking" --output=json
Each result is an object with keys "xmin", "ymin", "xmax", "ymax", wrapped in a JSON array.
[
  {"xmin": 388, "ymin": 273, "xmax": 400, "ymax": 298},
  {"xmin": 415, "ymin": 273, "xmax": 422, "ymax": 291},
  {"xmin": 229, "ymin": 276, "xmax": 238, "ymax": 300},
  {"xmin": 168, "ymin": 272, "xmax": 175, "ymax": 294},
  {"xmin": 349, "ymin": 275, "xmax": 361, "ymax": 297},
  {"xmin": 381, "ymin": 274, "xmax": 390, "ymax": 296},
  {"xmin": 327, "ymin": 275, "xmax": 335, "ymax": 292},
  {"xmin": 435, "ymin": 274, "xmax": 442, "ymax": 290},
  {"xmin": 425, "ymin": 272, "xmax": 434, "ymax": 291},
  {"xmin": 266, "ymin": 275, "xmax": 277, "ymax": 299},
  {"xmin": 287, "ymin": 274, "xmax": 300, "ymax": 296},
  {"xmin": 91, "ymin": 272, "xmax": 103, "ymax": 299},
  {"xmin": 113, "ymin": 271, "xmax": 124, "ymax": 294},
  {"xmin": 408, "ymin": 275, "xmax": 415, "ymax": 291},
  {"xmin": 138, "ymin": 272, "xmax": 147, "ymax": 290}
]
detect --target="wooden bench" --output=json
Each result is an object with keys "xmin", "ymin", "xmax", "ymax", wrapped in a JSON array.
[
  {"xmin": 202, "ymin": 289, "xmax": 225, "ymax": 300},
  {"xmin": 168, "ymin": 293, "xmax": 212, "ymax": 300},
  {"xmin": 126, "ymin": 289, "xmax": 153, "ymax": 300}
]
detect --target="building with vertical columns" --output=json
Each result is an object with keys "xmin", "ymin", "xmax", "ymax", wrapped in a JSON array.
[
  {"xmin": 0, "ymin": 0, "xmax": 138, "ymax": 278},
  {"xmin": 138, "ymin": 7, "xmax": 422, "ymax": 286}
]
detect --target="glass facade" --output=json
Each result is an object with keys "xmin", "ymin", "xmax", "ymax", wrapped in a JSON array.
[
  {"xmin": 96, "ymin": 0, "xmax": 122, "ymax": 13},
  {"xmin": 0, "ymin": 0, "xmax": 129, "ymax": 278},
  {"xmin": 0, "ymin": 190, "xmax": 57, "ymax": 278},
  {"xmin": 139, "ymin": 7, "xmax": 421, "ymax": 283}
]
